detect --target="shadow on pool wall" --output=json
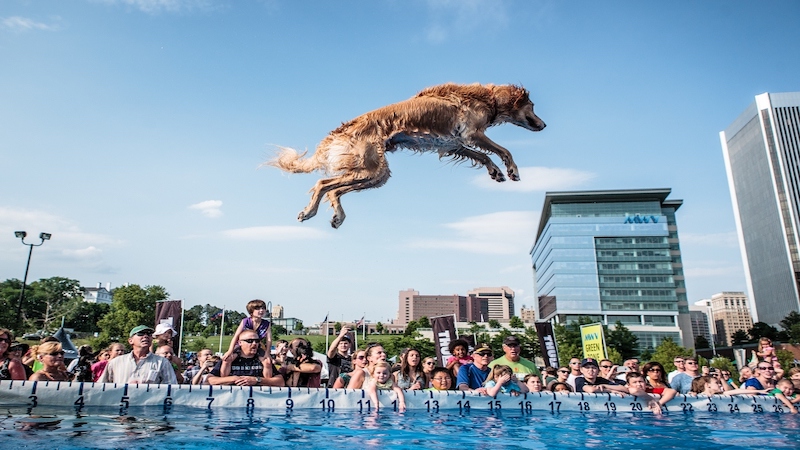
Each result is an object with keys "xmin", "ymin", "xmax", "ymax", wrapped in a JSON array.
[{"xmin": 0, "ymin": 381, "xmax": 793, "ymax": 414}]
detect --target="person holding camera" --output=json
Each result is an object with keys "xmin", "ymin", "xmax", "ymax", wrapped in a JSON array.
[{"xmin": 183, "ymin": 348, "xmax": 213, "ymax": 384}]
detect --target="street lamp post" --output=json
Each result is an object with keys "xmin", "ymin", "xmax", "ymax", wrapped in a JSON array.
[{"xmin": 14, "ymin": 231, "xmax": 51, "ymax": 332}]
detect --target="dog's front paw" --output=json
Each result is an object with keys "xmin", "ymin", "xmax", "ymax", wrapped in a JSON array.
[
  {"xmin": 330, "ymin": 213, "xmax": 345, "ymax": 229},
  {"xmin": 508, "ymin": 168, "xmax": 520, "ymax": 182},
  {"xmin": 492, "ymin": 172, "xmax": 506, "ymax": 182}
]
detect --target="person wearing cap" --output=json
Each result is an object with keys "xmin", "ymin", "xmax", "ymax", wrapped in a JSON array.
[
  {"xmin": 98, "ymin": 325, "xmax": 177, "ymax": 384},
  {"xmin": 153, "ymin": 323, "xmax": 182, "ymax": 368},
  {"xmin": 574, "ymin": 358, "xmax": 628, "ymax": 394},
  {"xmin": 326, "ymin": 326, "xmax": 353, "ymax": 387},
  {"xmin": 488, "ymin": 336, "xmax": 540, "ymax": 380},
  {"xmin": 456, "ymin": 343, "xmax": 494, "ymax": 392}
]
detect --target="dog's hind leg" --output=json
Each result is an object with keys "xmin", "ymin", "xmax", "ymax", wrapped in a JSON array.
[
  {"xmin": 325, "ymin": 164, "xmax": 391, "ymax": 229},
  {"xmin": 299, "ymin": 176, "xmax": 347, "ymax": 222},
  {"xmin": 444, "ymin": 147, "xmax": 505, "ymax": 182},
  {"xmin": 469, "ymin": 132, "xmax": 520, "ymax": 181}
]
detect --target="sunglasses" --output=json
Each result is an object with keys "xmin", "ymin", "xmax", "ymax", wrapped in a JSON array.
[
  {"xmin": 356, "ymin": 355, "xmax": 367, "ymax": 360},
  {"xmin": 47, "ymin": 351, "xmax": 65, "ymax": 357},
  {"xmin": 0, "ymin": 337, "xmax": 10, "ymax": 343},
  {"xmin": 685, "ymin": 361, "xmax": 697, "ymax": 365},
  {"xmin": 674, "ymin": 360, "xmax": 684, "ymax": 363},
  {"xmin": 758, "ymin": 366, "xmax": 774, "ymax": 371},
  {"xmin": 558, "ymin": 370, "xmax": 569, "ymax": 373},
  {"xmin": 476, "ymin": 351, "xmax": 492, "ymax": 357},
  {"xmin": 600, "ymin": 365, "xmax": 613, "ymax": 369},
  {"xmin": 648, "ymin": 368, "xmax": 662, "ymax": 372},
  {"xmin": 241, "ymin": 338, "xmax": 260, "ymax": 344},
  {"xmin": 135, "ymin": 331, "xmax": 153, "ymax": 337}
]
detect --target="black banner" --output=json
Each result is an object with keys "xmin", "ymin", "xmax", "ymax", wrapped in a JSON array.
[
  {"xmin": 155, "ymin": 299, "xmax": 182, "ymax": 351},
  {"xmin": 534, "ymin": 321, "xmax": 559, "ymax": 368},
  {"xmin": 430, "ymin": 315, "xmax": 456, "ymax": 365}
]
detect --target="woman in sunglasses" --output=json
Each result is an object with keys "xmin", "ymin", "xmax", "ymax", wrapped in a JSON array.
[
  {"xmin": 641, "ymin": 361, "xmax": 671, "ymax": 395},
  {"xmin": 0, "ymin": 329, "xmax": 27, "ymax": 380},
  {"xmin": 546, "ymin": 366, "xmax": 570, "ymax": 391},
  {"xmin": 29, "ymin": 341, "xmax": 70, "ymax": 381},
  {"xmin": 333, "ymin": 349, "xmax": 368, "ymax": 388}
]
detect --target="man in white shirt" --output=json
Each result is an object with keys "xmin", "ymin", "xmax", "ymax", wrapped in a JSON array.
[{"xmin": 99, "ymin": 325, "xmax": 177, "ymax": 384}]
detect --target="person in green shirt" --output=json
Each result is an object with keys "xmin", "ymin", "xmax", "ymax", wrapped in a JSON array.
[{"xmin": 488, "ymin": 336, "xmax": 540, "ymax": 380}]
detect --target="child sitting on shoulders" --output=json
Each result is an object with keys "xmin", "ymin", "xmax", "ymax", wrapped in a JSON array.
[
  {"xmin": 365, "ymin": 361, "xmax": 406, "ymax": 412},
  {"xmin": 484, "ymin": 364, "xmax": 529, "ymax": 397},
  {"xmin": 445, "ymin": 339, "xmax": 472, "ymax": 379},
  {"xmin": 224, "ymin": 299, "xmax": 271, "ymax": 362},
  {"xmin": 757, "ymin": 337, "xmax": 777, "ymax": 363}
]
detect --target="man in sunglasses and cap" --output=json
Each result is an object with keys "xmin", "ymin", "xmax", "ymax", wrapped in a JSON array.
[
  {"xmin": 457, "ymin": 343, "xmax": 494, "ymax": 392},
  {"xmin": 98, "ymin": 325, "xmax": 177, "ymax": 384}
]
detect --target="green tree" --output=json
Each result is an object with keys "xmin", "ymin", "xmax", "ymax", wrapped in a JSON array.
[
  {"xmin": 748, "ymin": 322, "xmax": 779, "ymax": 342},
  {"xmin": 375, "ymin": 322, "xmax": 385, "ymax": 334},
  {"xmin": 731, "ymin": 329, "xmax": 750, "ymax": 346},
  {"xmin": 694, "ymin": 335, "xmax": 710, "ymax": 349},
  {"xmin": 26, "ymin": 277, "xmax": 82, "ymax": 332},
  {"xmin": 404, "ymin": 319, "xmax": 419, "ymax": 337},
  {"xmin": 417, "ymin": 316, "xmax": 430, "ymax": 328},
  {"xmin": 488, "ymin": 319, "xmax": 502, "ymax": 329},
  {"xmin": 606, "ymin": 321, "xmax": 639, "ymax": 360},
  {"xmin": 650, "ymin": 337, "xmax": 693, "ymax": 372},
  {"xmin": 184, "ymin": 337, "xmax": 208, "ymax": 352},
  {"xmin": 294, "ymin": 320, "xmax": 304, "ymax": 331},
  {"xmin": 382, "ymin": 335, "xmax": 436, "ymax": 360},
  {"xmin": 64, "ymin": 299, "xmax": 110, "ymax": 333},
  {"xmin": 333, "ymin": 322, "xmax": 343, "ymax": 334},
  {"xmin": 96, "ymin": 284, "xmax": 168, "ymax": 342},
  {"xmin": 780, "ymin": 311, "xmax": 800, "ymax": 332},
  {"xmin": 509, "ymin": 316, "xmax": 524, "ymax": 329},
  {"xmin": 0, "ymin": 279, "xmax": 24, "ymax": 330}
]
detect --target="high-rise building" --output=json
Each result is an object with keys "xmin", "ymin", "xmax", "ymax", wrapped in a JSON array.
[
  {"xmin": 519, "ymin": 305, "xmax": 537, "ymax": 324},
  {"xmin": 720, "ymin": 92, "xmax": 800, "ymax": 325},
  {"xmin": 709, "ymin": 291, "xmax": 754, "ymax": 346},
  {"xmin": 530, "ymin": 189, "xmax": 692, "ymax": 350},
  {"xmin": 467, "ymin": 286, "xmax": 515, "ymax": 321},
  {"xmin": 396, "ymin": 287, "xmax": 514, "ymax": 324}
]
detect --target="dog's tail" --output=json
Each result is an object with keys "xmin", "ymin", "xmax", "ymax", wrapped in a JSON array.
[{"xmin": 265, "ymin": 146, "xmax": 322, "ymax": 174}]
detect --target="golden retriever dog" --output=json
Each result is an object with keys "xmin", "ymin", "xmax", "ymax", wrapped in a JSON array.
[{"xmin": 268, "ymin": 83, "xmax": 546, "ymax": 228}]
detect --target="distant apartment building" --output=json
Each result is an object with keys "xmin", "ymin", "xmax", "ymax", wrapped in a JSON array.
[
  {"xmin": 272, "ymin": 304, "xmax": 284, "ymax": 319},
  {"xmin": 721, "ymin": 92, "xmax": 800, "ymax": 325},
  {"xmin": 688, "ymin": 304, "xmax": 713, "ymax": 346},
  {"xmin": 709, "ymin": 291, "xmax": 754, "ymax": 346},
  {"xmin": 397, "ymin": 287, "xmax": 515, "ymax": 325},
  {"xmin": 530, "ymin": 189, "xmax": 692, "ymax": 350},
  {"xmin": 467, "ymin": 286, "xmax": 515, "ymax": 321},
  {"xmin": 82, "ymin": 282, "xmax": 112, "ymax": 304},
  {"xmin": 519, "ymin": 305, "xmax": 537, "ymax": 323}
]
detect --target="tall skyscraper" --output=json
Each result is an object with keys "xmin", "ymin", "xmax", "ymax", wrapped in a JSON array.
[
  {"xmin": 709, "ymin": 292, "xmax": 753, "ymax": 346},
  {"xmin": 720, "ymin": 92, "xmax": 800, "ymax": 325},
  {"xmin": 530, "ymin": 189, "xmax": 692, "ymax": 350}
]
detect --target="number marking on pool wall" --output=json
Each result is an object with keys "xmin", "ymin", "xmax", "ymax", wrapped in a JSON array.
[{"xmin": 0, "ymin": 381, "xmax": 791, "ymax": 414}]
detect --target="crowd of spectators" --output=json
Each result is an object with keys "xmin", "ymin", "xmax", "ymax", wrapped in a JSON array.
[{"xmin": 1, "ymin": 324, "xmax": 799, "ymax": 414}]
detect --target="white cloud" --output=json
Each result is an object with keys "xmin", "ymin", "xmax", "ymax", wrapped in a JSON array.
[
  {"xmin": 679, "ymin": 231, "xmax": 739, "ymax": 247},
  {"xmin": 1, "ymin": 16, "xmax": 58, "ymax": 32},
  {"xmin": 423, "ymin": 0, "xmax": 509, "ymax": 43},
  {"xmin": 410, "ymin": 210, "xmax": 538, "ymax": 255},
  {"xmin": 188, "ymin": 200, "xmax": 223, "ymax": 218},
  {"xmin": 92, "ymin": 0, "xmax": 216, "ymax": 14},
  {"xmin": 221, "ymin": 226, "xmax": 328, "ymax": 241},
  {"xmin": 62, "ymin": 246, "xmax": 103, "ymax": 259},
  {"xmin": 472, "ymin": 166, "xmax": 595, "ymax": 192}
]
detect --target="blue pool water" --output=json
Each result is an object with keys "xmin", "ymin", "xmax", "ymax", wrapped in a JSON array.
[{"xmin": 3, "ymin": 406, "xmax": 800, "ymax": 449}]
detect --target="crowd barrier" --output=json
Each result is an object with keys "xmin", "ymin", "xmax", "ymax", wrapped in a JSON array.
[{"xmin": 0, "ymin": 380, "xmax": 792, "ymax": 414}]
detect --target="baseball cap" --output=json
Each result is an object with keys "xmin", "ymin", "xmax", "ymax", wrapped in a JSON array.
[
  {"xmin": 154, "ymin": 323, "xmax": 177, "ymax": 337},
  {"xmin": 129, "ymin": 325, "xmax": 154, "ymax": 337},
  {"xmin": 503, "ymin": 336, "xmax": 521, "ymax": 346},
  {"xmin": 472, "ymin": 343, "xmax": 493, "ymax": 355},
  {"xmin": 581, "ymin": 358, "xmax": 599, "ymax": 368}
]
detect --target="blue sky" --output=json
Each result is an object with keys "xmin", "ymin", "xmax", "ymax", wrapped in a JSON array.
[{"xmin": 2, "ymin": 0, "xmax": 799, "ymax": 326}]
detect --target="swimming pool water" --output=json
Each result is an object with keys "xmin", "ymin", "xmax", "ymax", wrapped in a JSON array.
[{"xmin": 3, "ymin": 406, "xmax": 799, "ymax": 449}]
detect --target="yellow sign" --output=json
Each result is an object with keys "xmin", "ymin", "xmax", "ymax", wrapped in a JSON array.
[{"xmin": 580, "ymin": 323, "xmax": 607, "ymax": 360}]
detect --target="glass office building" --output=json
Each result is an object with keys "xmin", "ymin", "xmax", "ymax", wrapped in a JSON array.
[
  {"xmin": 530, "ymin": 189, "xmax": 692, "ymax": 350},
  {"xmin": 720, "ymin": 92, "xmax": 800, "ymax": 326}
]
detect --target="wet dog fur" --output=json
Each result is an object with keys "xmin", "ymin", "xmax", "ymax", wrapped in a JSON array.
[{"xmin": 268, "ymin": 83, "xmax": 546, "ymax": 228}]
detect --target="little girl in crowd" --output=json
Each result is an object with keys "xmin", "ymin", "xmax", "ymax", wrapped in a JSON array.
[
  {"xmin": 445, "ymin": 339, "xmax": 472, "ymax": 378},
  {"xmin": 484, "ymin": 364, "xmax": 529, "ymax": 397},
  {"xmin": 757, "ymin": 337, "xmax": 776, "ymax": 363},
  {"xmin": 224, "ymin": 299, "xmax": 271, "ymax": 361},
  {"xmin": 365, "ymin": 361, "xmax": 406, "ymax": 412}
]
